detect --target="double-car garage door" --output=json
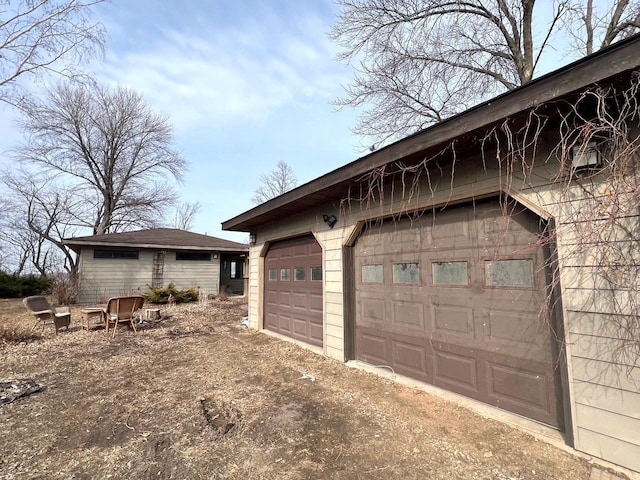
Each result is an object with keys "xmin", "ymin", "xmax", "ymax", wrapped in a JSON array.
[
  {"xmin": 355, "ymin": 200, "xmax": 563, "ymax": 428},
  {"xmin": 262, "ymin": 201, "xmax": 563, "ymax": 428}
]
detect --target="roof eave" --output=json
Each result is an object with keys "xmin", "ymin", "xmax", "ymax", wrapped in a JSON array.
[
  {"xmin": 222, "ymin": 34, "xmax": 640, "ymax": 232},
  {"xmin": 63, "ymin": 240, "xmax": 248, "ymax": 252}
]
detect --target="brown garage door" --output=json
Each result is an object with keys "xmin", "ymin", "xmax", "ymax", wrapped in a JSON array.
[
  {"xmin": 355, "ymin": 200, "xmax": 564, "ymax": 428},
  {"xmin": 265, "ymin": 235, "xmax": 323, "ymax": 347}
]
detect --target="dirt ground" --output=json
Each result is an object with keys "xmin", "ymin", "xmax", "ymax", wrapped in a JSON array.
[{"xmin": 0, "ymin": 298, "xmax": 627, "ymax": 480}]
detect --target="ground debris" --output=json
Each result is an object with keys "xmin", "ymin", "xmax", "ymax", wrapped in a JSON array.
[{"xmin": 0, "ymin": 378, "xmax": 43, "ymax": 405}]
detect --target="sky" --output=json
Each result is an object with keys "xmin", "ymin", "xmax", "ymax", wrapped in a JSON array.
[
  {"xmin": 0, "ymin": 0, "xmax": 362, "ymax": 244},
  {"xmin": 0, "ymin": 0, "xmax": 606, "ymax": 246}
]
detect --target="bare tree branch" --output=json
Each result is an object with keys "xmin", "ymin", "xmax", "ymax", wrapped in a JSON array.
[
  {"xmin": 331, "ymin": 0, "xmax": 640, "ymax": 145},
  {"xmin": 0, "ymin": 0, "xmax": 106, "ymax": 107},
  {"xmin": 252, "ymin": 161, "xmax": 298, "ymax": 205}
]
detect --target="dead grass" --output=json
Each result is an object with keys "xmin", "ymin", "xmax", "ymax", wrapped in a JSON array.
[{"xmin": 0, "ymin": 298, "xmax": 624, "ymax": 479}]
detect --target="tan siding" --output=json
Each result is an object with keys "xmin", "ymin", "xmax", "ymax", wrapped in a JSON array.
[
  {"xmin": 78, "ymin": 248, "xmax": 153, "ymax": 304},
  {"xmin": 576, "ymin": 429, "xmax": 640, "ymax": 473},
  {"xmin": 163, "ymin": 253, "xmax": 220, "ymax": 298},
  {"xmin": 78, "ymin": 248, "xmax": 221, "ymax": 304}
]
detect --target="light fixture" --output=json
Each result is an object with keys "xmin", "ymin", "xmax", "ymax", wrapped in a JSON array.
[
  {"xmin": 571, "ymin": 141, "xmax": 602, "ymax": 170},
  {"xmin": 249, "ymin": 233, "xmax": 257, "ymax": 245},
  {"xmin": 322, "ymin": 214, "xmax": 337, "ymax": 228},
  {"xmin": 213, "ymin": 253, "xmax": 219, "ymax": 259}
]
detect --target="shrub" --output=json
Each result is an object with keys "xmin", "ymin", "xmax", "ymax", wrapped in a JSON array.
[
  {"xmin": 0, "ymin": 271, "xmax": 52, "ymax": 298},
  {"xmin": 50, "ymin": 271, "xmax": 79, "ymax": 305},
  {"xmin": 144, "ymin": 284, "xmax": 199, "ymax": 304}
]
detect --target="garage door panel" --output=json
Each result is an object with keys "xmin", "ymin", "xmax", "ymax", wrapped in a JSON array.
[
  {"xmin": 484, "ymin": 308, "xmax": 550, "ymax": 347},
  {"xmin": 355, "ymin": 200, "xmax": 563, "ymax": 429},
  {"xmin": 485, "ymin": 362, "xmax": 555, "ymax": 424},
  {"xmin": 392, "ymin": 301, "xmax": 424, "ymax": 329},
  {"xmin": 434, "ymin": 348, "xmax": 479, "ymax": 393},
  {"xmin": 309, "ymin": 293, "xmax": 323, "ymax": 312},
  {"xmin": 264, "ymin": 235, "xmax": 323, "ymax": 347},
  {"xmin": 393, "ymin": 340, "xmax": 429, "ymax": 379},
  {"xmin": 358, "ymin": 296, "xmax": 386, "ymax": 325},
  {"xmin": 357, "ymin": 328, "xmax": 388, "ymax": 364},
  {"xmin": 432, "ymin": 303, "xmax": 475, "ymax": 337}
]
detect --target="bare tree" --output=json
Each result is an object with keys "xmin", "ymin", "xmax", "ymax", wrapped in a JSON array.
[
  {"xmin": 10, "ymin": 81, "xmax": 186, "ymax": 237},
  {"xmin": 2, "ymin": 169, "xmax": 79, "ymax": 273},
  {"xmin": 170, "ymin": 201, "xmax": 201, "ymax": 231},
  {"xmin": 252, "ymin": 161, "xmax": 298, "ymax": 205},
  {"xmin": 0, "ymin": 0, "xmax": 105, "ymax": 108},
  {"xmin": 331, "ymin": 0, "xmax": 640, "ymax": 144}
]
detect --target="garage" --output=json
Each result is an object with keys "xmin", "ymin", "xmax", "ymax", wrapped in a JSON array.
[
  {"xmin": 354, "ymin": 200, "xmax": 564, "ymax": 428},
  {"xmin": 264, "ymin": 235, "xmax": 323, "ymax": 346}
]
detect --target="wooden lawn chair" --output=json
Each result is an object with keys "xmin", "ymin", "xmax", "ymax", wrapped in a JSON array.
[
  {"xmin": 104, "ymin": 296, "xmax": 145, "ymax": 337},
  {"xmin": 23, "ymin": 296, "xmax": 71, "ymax": 335}
]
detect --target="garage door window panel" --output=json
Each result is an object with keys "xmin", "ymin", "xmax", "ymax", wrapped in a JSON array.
[
  {"xmin": 311, "ymin": 267, "xmax": 322, "ymax": 281},
  {"xmin": 392, "ymin": 263, "xmax": 420, "ymax": 284},
  {"xmin": 294, "ymin": 268, "xmax": 306, "ymax": 281},
  {"xmin": 280, "ymin": 268, "xmax": 291, "ymax": 281},
  {"xmin": 362, "ymin": 264, "xmax": 383, "ymax": 283},
  {"xmin": 268, "ymin": 269, "xmax": 277, "ymax": 281},
  {"xmin": 485, "ymin": 259, "xmax": 534, "ymax": 288},
  {"xmin": 432, "ymin": 261, "xmax": 469, "ymax": 287}
]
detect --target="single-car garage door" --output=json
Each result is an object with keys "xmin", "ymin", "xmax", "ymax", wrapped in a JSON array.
[
  {"xmin": 355, "ymin": 200, "xmax": 564, "ymax": 428},
  {"xmin": 265, "ymin": 235, "xmax": 323, "ymax": 347}
]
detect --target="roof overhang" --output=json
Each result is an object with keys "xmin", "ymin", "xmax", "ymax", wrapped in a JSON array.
[
  {"xmin": 222, "ymin": 34, "xmax": 640, "ymax": 232},
  {"xmin": 64, "ymin": 240, "xmax": 248, "ymax": 254}
]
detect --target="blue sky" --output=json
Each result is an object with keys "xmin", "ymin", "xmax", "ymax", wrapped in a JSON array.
[
  {"xmin": 0, "ymin": 0, "xmax": 362, "ymax": 243},
  {"xmin": 93, "ymin": 0, "xmax": 362, "ymax": 243}
]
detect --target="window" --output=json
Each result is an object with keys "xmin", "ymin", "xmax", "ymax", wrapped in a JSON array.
[
  {"xmin": 280, "ymin": 268, "xmax": 291, "ymax": 281},
  {"xmin": 432, "ymin": 261, "xmax": 469, "ymax": 286},
  {"xmin": 230, "ymin": 260, "xmax": 243, "ymax": 279},
  {"xmin": 485, "ymin": 259, "xmax": 534, "ymax": 287},
  {"xmin": 393, "ymin": 263, "xmax": 420, "ymax": 284},
  {"xmin": 311, "ymin": 267, "xmax": 322, "ymax": 281},
  {"xmin": 295, "ymin": 268, "xmax": 306, "ymax": 281},
  {"xmin": 268, "ymin": 269, "xmax": 277, "ymax": 281},
  {"xmin": 93, "ymin": 249, "xmax": 139, "ymax": 260},
  {"xmin": 362, "ymin": 264, "xmax": 383, "ymax": 283},
  {"xmin": 176, "ymin": 251, "xmax": 212, "ymax": 261}
]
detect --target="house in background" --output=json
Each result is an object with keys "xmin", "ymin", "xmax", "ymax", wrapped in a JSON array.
[
  {"xmin": 223, "ymin": 36, "xmax": 640, "ymax": 474},
  {"xmin": 65, "ymin": 228, "xmax": 248, "ymax": 304}
]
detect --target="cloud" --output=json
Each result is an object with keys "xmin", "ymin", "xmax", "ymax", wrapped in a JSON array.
[{"xmin": 96, "ymin": 3, "xmax": 348, "ymax": 132}]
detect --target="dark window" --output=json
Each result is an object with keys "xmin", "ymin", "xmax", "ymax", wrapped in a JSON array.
[
  {"xmin": 311, "ymin": 267, "xmax": 322, "ymax": 281},
  {"xmin": 230, "ymin": 260, "xmax": 243, "ymax": 279},
  {"xmin": 93, "ymin": 249, "xmax": 139, "ymax": 260},
  {"xmin": 268, "ymin": 269, "xmax": 277, "ymax": 281},
  {"xmin": 176, "ymin": 251, "xmax": 212, "ymax": 261},
  {"xmin": 294, "ymin": 268, "xmax": 306, "ymax": 281}
]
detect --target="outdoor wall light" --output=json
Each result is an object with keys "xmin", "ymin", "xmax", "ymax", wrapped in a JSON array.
[
  {"xmin": 249, "ymin": 233, "xmax": 257, "ymax": 245},
  {"xmin": 571, "ymin": 141, "xmax": 602, "ymax": 169},
  {"xmin": 322, "ymin": 214, "xmax": 338, "ymax": 228}
]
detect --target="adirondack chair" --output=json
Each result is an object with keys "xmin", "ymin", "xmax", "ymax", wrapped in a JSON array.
[
  {"xmin": 104, "ymin": 296, "xmax": 145, "ymax": 337},
  {"xmin": 23, "ymin": 296, "xmax": 71, "ymax": 335}
]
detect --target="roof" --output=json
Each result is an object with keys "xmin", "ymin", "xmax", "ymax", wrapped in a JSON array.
[
  {"xmin": 222, "ymin": 33, "xmax": 640, "ymax": 232},
  {"xmin": 64, "ymin": 228, "xmax": 248, "ymax": 253}
]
